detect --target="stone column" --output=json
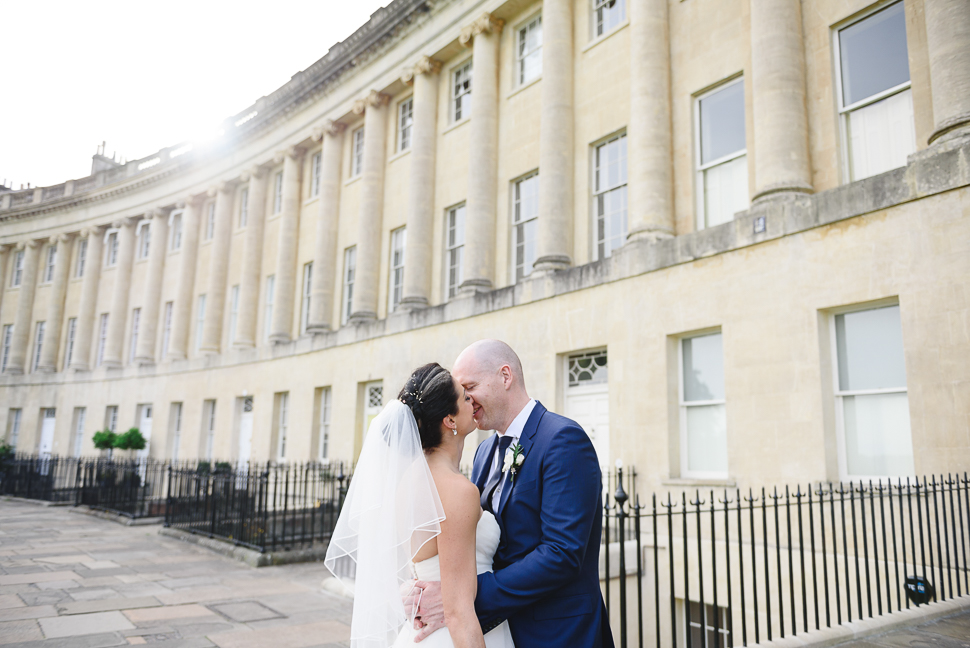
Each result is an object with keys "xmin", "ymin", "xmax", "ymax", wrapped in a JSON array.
[
  {"xmin": 627, "ymin": 0, "xmax": 674, "ymax": 241},
  {"xmin": 925, "ymin": 0, "xmax": 970, "ymax": 145},
  {"xmin": 269, "ymin": 147, "xmax": 305, "ymax": 342},
  {"xmin": 750, "ymin": 0, "xmax": 813, "ymax": 201},
  {"xmin": 134, "ymin": 209, "xmax": 169, "ymax": 365},
  {"xmin": 534, "ymin": 0, "xmax": 574, "ymax": 272},
  {"xmin": 200, "ymin": 184, "xmax": 234, "ymax": 354},
  {"xmin": 70, "ymin": 227, "xmax": 104, "ymax": 371},
  {"xmin": 307, "ymin": 121, "xmax": 346, "ymax": 332},
  {"xmin": 349, "ymin": 91, "xmax": 390, "ymax": 322},
  {"xmin": 102, "ymin": 217, "xmax": 137, "ymax": 368},
  {"xmin": 400, "ymin": 57, "xmax": 442, "ymax": 309},
  {"xmin": 0, "ymin": 246, "xmax": 8, "ymax": 319},
  {"xmin": 168, "ymin": 197, "xmax": 202, "ymax": 360},
  {"xmin": 4, "ymin": 240, "xmax": 41, "ymax": 375},
  {"xmin": 234, "ymin": 167, "xmax": 268, "ymax": 347},
  {"xmin": 37, "ymin": 233, "xmax": 74, "ymax": 372},
  {"xmin": 458, "ymin": 14, "xmax": 503, "ymax": 294}
]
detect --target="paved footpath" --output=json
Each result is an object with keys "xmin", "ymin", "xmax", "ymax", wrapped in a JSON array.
[
  {"xmin": 0, "ymin": 499, "xmax": 352, "ymax": 647},
  {"xmin": 833, "ymin": 610, "xmax": 970, "ymax": 647}
]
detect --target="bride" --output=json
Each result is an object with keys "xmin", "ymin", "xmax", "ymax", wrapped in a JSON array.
[{"xmin": 325, "ymin": 363, "xmax": 515, "ymax": 648}]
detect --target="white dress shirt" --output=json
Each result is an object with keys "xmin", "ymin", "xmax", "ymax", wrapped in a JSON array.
[{"xmin": 488, "ymin": 399, "xmax": 537, "ymax": 512}]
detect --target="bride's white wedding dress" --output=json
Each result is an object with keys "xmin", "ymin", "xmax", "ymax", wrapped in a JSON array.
[{"xmin": 394, "ymin": 511, "xmax": 515, "ymax": 647}]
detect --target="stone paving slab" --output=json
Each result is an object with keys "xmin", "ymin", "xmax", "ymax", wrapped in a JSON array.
[{"xmin": 0, "ymin": 500, "xmax": 352, "ymax": 646}]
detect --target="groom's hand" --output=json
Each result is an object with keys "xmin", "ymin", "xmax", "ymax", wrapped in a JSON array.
[{"xmin": 412, "ymin": 580, "xmax": 445, "ymax": 641}]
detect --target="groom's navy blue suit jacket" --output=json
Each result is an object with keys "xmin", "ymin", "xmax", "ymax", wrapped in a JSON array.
[{"xmin": 472, "ymin": 401, "xmax": 615, "ymax": 648}]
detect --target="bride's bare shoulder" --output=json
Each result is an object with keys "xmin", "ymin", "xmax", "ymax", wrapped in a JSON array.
[{"xmin": 433, "ymin": 470, "xmax": 481, "ymax": 520}]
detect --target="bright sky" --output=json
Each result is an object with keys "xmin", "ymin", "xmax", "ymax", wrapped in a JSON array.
[{"xmin": 0, "ymin": 0, "xmax": 389, "ymax": 190}]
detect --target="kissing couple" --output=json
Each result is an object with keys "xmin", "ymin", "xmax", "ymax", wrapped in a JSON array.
[{"xmin": 325, "ymin": 339, "xmax": 615, "ymax": 648}]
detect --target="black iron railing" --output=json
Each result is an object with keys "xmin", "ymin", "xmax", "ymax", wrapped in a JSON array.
[
  {"xmin": 0, "ymin": 454, "xmax": 80, "ymax": 502},
  {"xmin": 76, "ymin": 457, "xmax": 176, "ymax": 518},
  {"xmin": 602, "ymin": 470, "xmax": 970, "ymax": 648},
  {"xmin": 164, "ymin": 460, "xmax": 352, "ymax": 553}
]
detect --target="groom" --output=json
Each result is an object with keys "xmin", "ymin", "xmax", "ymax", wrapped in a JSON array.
[{"xmin": 412, "ymin": 339, "xmax": 615, "ymax": 647}]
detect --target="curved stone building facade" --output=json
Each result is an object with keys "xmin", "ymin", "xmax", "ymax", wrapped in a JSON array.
[{"xmin": 1, "ymin": 0, "xmax": 969, "ymax": 489}]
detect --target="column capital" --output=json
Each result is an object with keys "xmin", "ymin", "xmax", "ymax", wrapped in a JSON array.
[
  {"xmin": 15, "ymin": 239, "xmax": 41, "ymax": 251},
  {"xmin": 274, "ymin": 146, "xmax": 306, "ymax": 165},
  {"xmin": 111, "ymin": 216, "xmax": 137, "ymax": 229},
  {"xmin": 353, "ymin": 90, "xmax": 391, "ymax": 115},
  {"xmin": 48, "ymin": 232, "xmax": 73, "ymax": 246},
  {"xmin": 312, "ymin": 119, "xmax": 347, "ymax": 142},
  {"xmin": 143, "ymin": 207, "xmax": 168, "ymax": 221},
  {"xmin": 460, "ymin": 13, "xmax": 504, "ymax": 47},
  {"xmin": 80, "ymin": 224, "xmax": 105, "ymax": 239},
  {"xmin": 402, "ymin": 56, "xmax": 443, "ymax": 85}
]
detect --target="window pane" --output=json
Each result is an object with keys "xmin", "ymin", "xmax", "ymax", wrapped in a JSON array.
[
  {"xmin": 843, "ymin": 392, "xmax": 914, "ymax": 476},
  {"xmin": 839, "ymin": 2, "xmax": 909, "ymax": 107},
  {"xmin": 700, "ymin": 81, "xmax": 746, "ymax": 164},
  {"xmin": 835, "ymin": 305, "xmax": 906, "ymax": 391},
  {"xmin": 686, "ymin": 404, "xmax": 728, "ymax": 474},
  {"xmin": 683, "ymin": 333, "xmax": 724, "ymax": 401},
  {"xmin": 703, "ymin": 154, "xmax": 749, "ymax": 227},
  {"xmin": 846, "ymin": 88, "xmax": 915, "ymax": 181}
]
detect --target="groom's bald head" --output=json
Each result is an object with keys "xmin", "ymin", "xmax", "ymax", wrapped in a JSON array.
[{"xmin": 453, "ymin": 339, "xmax": 530, "ymax": 433}]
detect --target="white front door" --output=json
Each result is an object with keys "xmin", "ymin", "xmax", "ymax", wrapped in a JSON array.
[
  {"xmin": 38, "ymin": 408, "xmax": 56, "ymax": 458},
  {"xmin": 137, "ymin": 405, "xmax": 153, "ymax": 460},
  {"xmin": 565, "ymin": 388, "xmax": 610, "ymax": 468},
  {"xmin": 238, "ymin": 397, "xmax": 254, "ymax": 467},
  {"xmin": 363, "ymin": 381, "xmax": 383, "ymax": 438}
]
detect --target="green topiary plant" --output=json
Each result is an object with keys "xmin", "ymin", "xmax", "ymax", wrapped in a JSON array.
[
  {"xmin": 113, "ymin": 428, "xmax": 146, "ymax": 452},
  {"xmin": 93, "ymin": 430, "xmax": 117, "ymax": 457},
  {"xmin": 0, "ymin": 440, "xmax": 14, "ymax": 467}
]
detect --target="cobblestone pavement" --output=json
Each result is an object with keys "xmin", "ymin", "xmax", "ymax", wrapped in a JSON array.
[
  {"xmin": 833, "ymin": 610, "xmax": 970, "ymax": 647},
  {"xmin": 0, "ymin": 499, "xmax": 352, "ymax": 647}
]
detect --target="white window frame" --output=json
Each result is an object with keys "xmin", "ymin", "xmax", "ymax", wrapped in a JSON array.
[
  {"xmin": 593, "ymin": 132, "xmax": 628, "ymax": 260},
  {"xmin": 229, "ymin": 285, "xmax": 240, "ymax": 345},
  {"xmin": 829, "ymin": 302, "xmax": 912, "ymax": 482},
  {"xmin": 351, "ymin": 128, "xmax": 365, "ymax": 178},
  {"xmin": 319, "ymin": 387, "xmax": 332, "ymax": 461},
  {"xmin": 239, "ymin": 187, "xmax": 249, "ymax": 227},
  {"xmin": 65, "ymin": 317, "xmax": 77, "ymax": 368},
  {"xmin": 512, "ymin": 172, "xmax": 540, "ymax": 282},
  {"xmin": 136, "ymin": 221, "xmax": 151, "ymax": 260},
  {"xmin": 104, "ymin": 230, "xmax": 119, "ymax": 267},
  {"xmin": 195, "ymin": 295, "xmax": 206, "ymax": 353},
  {"xmin": 129, "ymin": 308, "xmax": 140, "ymax": 364},
  {"xmin": 73, "ymin": 407, "xmax": 86, "ymax": 458},
  {"xmin": 445, "ymin": 204, "xmax": 466, "ymax": 299},
  {"xmin": 678, "ymin": 332, "xmax": 728, "ymax": 480},
  {"xmin": 11, "ymin": 250, "xmax": 24, "ymax": 287},
  {"xmin": 685, "ymin": 600, "xmax": 732, "ymax": 648},
  {"xmin": 277, "ymin": 392, "xmax": 289, "ymax": 460},
  {"xmin": 833, "ymin": 0, "xmax": 914, "ymax": 184},
  {"xmin": 452, "ymin": 60, "xmax": 473, "ymax": 123},
  {"xmin": 96, "ymin": 314, "xmax": 108, "ymax": 367},
  {"xmin": 310, "ymin": 152, "xmax": 322, "ymax": 198},
  {"xmin": 398, "ymin": 97, "xmax": 414, "ymax": 152},
  {"xmin": 301, "ymin": 263, "xmax": 313, "ymax": 334},
  {"xmin": 388, "ymin": 228, "xmax": 406, "ymax": 313},
  {"xmin": 169, "ymin": 211, "xmax": 183, "ymax": 251},
  {"xmin": 204, "ymin": 203, "xmax": 215, "ymax": 240},
  {"xmin": 161, "ymin": 302, "xmax": 173, "ymax": 358},
  {"xmin": 75, "ymin": 238, "xmax": 87, "ymax": 277},
  {"xmin": 342, "ymin": 247, "xmax": 356, "ymax": 325},
  {"xmin": 0, "ymin": 324, "xmax": 12, "ymax": 373},
  {"xmin": 106, "ymin": 405, "xmax": 119, "ymax": 433},
  {"xmin": 264, "ymin": 276, "xmax": 275, "ymax": 342},
  {"xmin": 592, "ymin": 0, "xmax": 627, "ymax": 39},
  {"xmin": 694, "ymin": 76, "xmax": 748, "ymax": 230},
  {"xmin": 43, "ymin": 245, "xmax": 57, "ymax": 283},
  {"xmin": 203, "ymin": 399, "xmax": 216, "ymax": 460},
  {"xmin": 273, "ymin": 171, "xmax": 284, "ymax": 213},
  {"xmin": 32, "ymin": 321, "xmax": 45, "ymax": 372},
  {"xmin": 516, "ymin": 14, "xmax": 543, "ymax": 86},
  {"xmin": 171, "ymin": 402, "xmax": 182, "ymax": 461},
  {"xmin": 8, "ymin": 408, "xmax": 22, "ymax": 449}
]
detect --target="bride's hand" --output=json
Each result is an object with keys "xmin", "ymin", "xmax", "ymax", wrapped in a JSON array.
[{"xmin": 412, "ymin": 580, "xmax": 445, "ymax": 640}]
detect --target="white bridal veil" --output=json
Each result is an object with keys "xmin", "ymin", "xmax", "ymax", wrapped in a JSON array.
[{"xmin": 324, "ymin": 400, "xmax": 445, "ymax": 648}]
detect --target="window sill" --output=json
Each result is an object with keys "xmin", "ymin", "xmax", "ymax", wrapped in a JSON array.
[
  {"xmin": 388, "ymin": 147, "xmax": 411, "ymax": 164},
  {"xmin": 302, "ymin": 195, "xmax": 319, "ymax": 207},
  {"xmin": 442, "ymin": 117, "xmax": 470, "ymax": 136},
  {"xmin": 581, "ymin": 20, "xmax": 629, "ymax": 54},
  {"xmin": 344, "ymin": 175, "xmax": 362, "ymax": 188},
  {"xmin": 662, "ymin": 476, "xmax": 737, "ymax": 488},
  {"xmin": 507, "ymin": 75, "xmax": 542, "ymax": 100}
]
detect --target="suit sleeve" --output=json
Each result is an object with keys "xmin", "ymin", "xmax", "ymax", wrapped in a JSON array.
[{"xmin": 475, "ymin": 424, "xmax": 601, "ymax": 624}]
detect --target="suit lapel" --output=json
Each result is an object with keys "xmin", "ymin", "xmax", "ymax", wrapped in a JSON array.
[
  {"xmin": 497, "ymin": 402, "xmax": 546, "ymax": 518},
  {"xmin": 474, "ymin": 434, "xmax": 499, "ymax": 494}
]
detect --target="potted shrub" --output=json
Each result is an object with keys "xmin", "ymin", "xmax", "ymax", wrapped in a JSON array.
[
  {"xmin": 92, "ymin": 430, "xmax": 117, "ymax": 459},
  {"xmin": 114, "ymin": 428, "xmax": 146, "ymax": 457}
]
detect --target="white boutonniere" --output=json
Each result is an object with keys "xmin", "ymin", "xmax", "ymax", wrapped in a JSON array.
[{"xmin": 502, "ymin": 443, "xmax": 525, "ymax": 482}]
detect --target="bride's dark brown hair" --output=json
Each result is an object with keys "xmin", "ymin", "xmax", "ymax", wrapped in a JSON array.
[{"xmin": 398, "ymin": 362, "xmax": 460, "ymax": 450}]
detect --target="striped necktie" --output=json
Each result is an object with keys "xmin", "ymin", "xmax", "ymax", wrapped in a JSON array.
[{"xmin": 481, "ymin": 435, "xmax": 513, "ymax": 514}]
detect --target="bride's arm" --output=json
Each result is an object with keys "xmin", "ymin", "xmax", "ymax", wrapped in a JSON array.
[{"xmin": 436, "ymin": 477, "xmax": 486, "ymax": 648}]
